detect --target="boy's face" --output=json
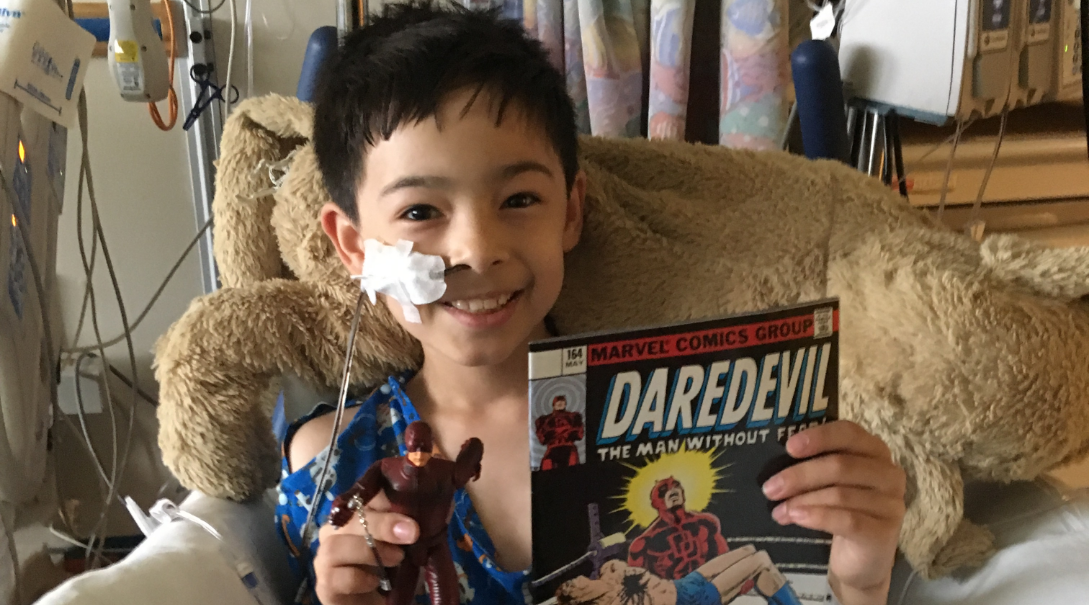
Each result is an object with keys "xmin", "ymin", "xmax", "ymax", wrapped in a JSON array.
[{"xmin": 322, "ymin": 88, "xmax": 585, "ymax": 368}]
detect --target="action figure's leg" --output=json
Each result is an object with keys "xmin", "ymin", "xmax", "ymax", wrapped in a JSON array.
[
  {"xmin": 753, "ymin": 565, "xmax": 803, "ymax": 605},
  {"xmin": 704, "ymin": 548, "xmax": 773, "ymax": 602},
  {"xmin": 693, "ymin": 545, "xmax": 756, "ymax": 578},
  {"xmin": 541, "ymin": 446, "xmax": 556, "ymax": 471},
  {"xmin": 389, "ymin": 559, "xmax": 422, "ymax": 605},
  {"xmin": 567, "ymin": 446, "xmax": 579, "ymax": 466},
  {"xmin": 424, "ymin": 543, "xmax": 460, "ymax": 605}
]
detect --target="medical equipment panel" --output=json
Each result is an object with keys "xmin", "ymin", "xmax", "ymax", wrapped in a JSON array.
[
  {"xmin": 0, "ymin": 92, "xmax": 62, "ymax": 505},
  {"xmin": 839, "ymin": 0, "xmax": 1081, "ymax": 123}
]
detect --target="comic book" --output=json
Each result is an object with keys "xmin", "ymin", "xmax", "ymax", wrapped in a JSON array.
[{"xmin": 528, "ymin": 300, "xmax": 839, "ymax": 605}]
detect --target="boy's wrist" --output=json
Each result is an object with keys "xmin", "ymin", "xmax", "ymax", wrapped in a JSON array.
[{"xmin": 829, "ymin": 573, "xmax": 890, "ymax": 605}]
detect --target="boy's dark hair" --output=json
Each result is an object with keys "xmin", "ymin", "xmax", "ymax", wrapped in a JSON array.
[{"xmin": 313, "ymin": 1, "xmax": 579, "ymax": 221}]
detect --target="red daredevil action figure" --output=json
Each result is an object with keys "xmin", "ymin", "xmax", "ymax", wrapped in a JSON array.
[
  {"xmin": 328, "ymin": 421, "xmax": 484, "ymax": 605},
  {"xmin": 534, "ymin": 395, "xmax": 584, "ymax": 470},
  {"xmin": 627, "ymin": 477, "xmax": 729, "ymax": 580}
]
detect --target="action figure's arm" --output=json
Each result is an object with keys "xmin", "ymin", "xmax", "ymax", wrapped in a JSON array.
[
  {"xmin": 626, "ymin": 536, "xmax": 646, "ymax": 568},
  {"xmin": 710, "ymin": 518, "xmax": 728, "ymax": 556},
  {"xmin": 572, "ymin": 413, "xmax": 585, "ymax": 441},
  {"xmin": 453, "ymin": 438, "xmax": 484, "ymax": 488},
  {"xmin": 534, "ymin": 417, "xmax": 550, "ymax": 444},
  {"xmin": 328, "ymin": 462, "xmax": 387, "ymax": 527}
]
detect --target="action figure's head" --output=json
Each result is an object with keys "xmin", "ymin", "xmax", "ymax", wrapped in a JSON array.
[
  {"xmin": 405, "ymin": 421, "xmax": 435, "ymax": 467},
  {"xmin": 650, "ymin": 477, "xmax": 686, "ymax": 513},
  {"xmin": 552, "ymin": 395, "xmax": 567, "ymax": 412}
]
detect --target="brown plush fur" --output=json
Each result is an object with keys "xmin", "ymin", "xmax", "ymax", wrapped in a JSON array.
[{"xmin": 155, "ymin": 94, "xmax": 1089, "ymax": 579}]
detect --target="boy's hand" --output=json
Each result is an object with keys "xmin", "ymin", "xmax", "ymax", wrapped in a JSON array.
[
  {"xmin": 762, "ymin": 421, "xmax": 906, "ymax": 605},
  {"xmin": 314, "ymin": 491, "xmax": 417, "ymax": 605}
]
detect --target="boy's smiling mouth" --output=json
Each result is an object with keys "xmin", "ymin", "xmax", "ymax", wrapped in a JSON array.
[
  {"xmin": 443, "ymin": 291, "xmax": 521, "ymax": 314},
  {"xmin": 440, "ymin": 290, "xmax": 523, "ymax": 327}
]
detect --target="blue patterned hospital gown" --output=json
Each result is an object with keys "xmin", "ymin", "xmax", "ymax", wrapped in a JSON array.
[{"xmin": 275, "ymin": 372, "xmax": 532, "ymax": 605}]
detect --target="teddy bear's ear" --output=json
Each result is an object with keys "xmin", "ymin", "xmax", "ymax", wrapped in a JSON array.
[
  {"xmin": 272, "ymin": 144, "xmax": 350, "ymax": 286},
  {"xmin": 213, "ymin": 95, "xmax": 314, "ymax": 288}
]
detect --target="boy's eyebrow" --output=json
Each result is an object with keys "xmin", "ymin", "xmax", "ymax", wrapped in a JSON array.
[
  {"xmin": 379, "ymin": 161, "xmax": 554, "ymax": 197},
  {"xmin": 499, "ymin": 161, "xmax": 554, "ymax": 180},
  {"xmin": 380, "ymin": 175, "xmax": 453, "ymax": 197}
]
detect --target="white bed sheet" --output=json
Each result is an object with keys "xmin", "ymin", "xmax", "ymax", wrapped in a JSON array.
[
  {"xmin": 889, "ymin": 480, "xmax": 1089, "ymax": 605},
  {"xmin": 35, "ymin": 490, "xmax": 296, "ymax": 605}
]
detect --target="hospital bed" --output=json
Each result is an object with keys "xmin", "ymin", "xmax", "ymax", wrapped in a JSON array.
[{"xmin": 35, "ymin": 26, "xmax": 1089, "ymax": 605}]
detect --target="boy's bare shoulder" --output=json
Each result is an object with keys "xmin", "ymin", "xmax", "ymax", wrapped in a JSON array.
[{"xmin": 287, "ymin": 407, "xmax": 360, "ymax": 472}]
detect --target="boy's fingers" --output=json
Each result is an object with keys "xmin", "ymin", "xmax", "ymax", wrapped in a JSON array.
[
  {"xmin": 317, "ymin": 532, "xmax": 405, "ymax": 568},
  {"xmin": 327, "ymin": 508, "xmax": 419, "ymax": 545},
  {"xmin": 771, "ymin": 487, "xmax": 904, "ymax": 525},
  {"xmin": 366, "ymin": 491, "xmax": 392, "ymax": 511},
  {"xmin": 778, "ymin": 505, "xmax": 899, "ymax": 542},
  {"xmin": 786, "ymin": 421, "xmax": 892, "ymax": 461},
  {"xmin": 323, "ymin": 565, "xmax": 381, "ymax": 596},
  {"xmin": 315, "ymin": 588, "xmax": 371, "ymax": 605},
  {"xmin": 763, "ymin": 454, "xmax": 905, "ymax": 501}
]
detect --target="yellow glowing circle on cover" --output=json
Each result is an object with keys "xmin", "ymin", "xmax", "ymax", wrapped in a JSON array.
[
  {"xmin": 613, "ymin": 447, "xmax": 731, "ymax": 531},
  {"xmin": 18, "ymin": 140, "xmax": 26, "ymax": 163}
]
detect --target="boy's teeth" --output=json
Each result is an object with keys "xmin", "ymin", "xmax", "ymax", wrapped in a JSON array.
[{"xmin": 449, "ymin": 293, "xmax": 512, "ymax": 313}]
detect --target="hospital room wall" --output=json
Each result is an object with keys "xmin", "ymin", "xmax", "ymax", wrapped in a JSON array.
[{"xmin": 48, "ymin": 0, "xmax": 336, "ymax": 539}]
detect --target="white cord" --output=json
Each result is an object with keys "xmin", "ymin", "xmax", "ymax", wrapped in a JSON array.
[
  {"xmin": 935, "ymin": 118, "xmax": 967, "ymax": 224},
  {"xmin": 64, "ymin": 217, "xmax": 212, "ymax": 354},
  {"xmin": 965, "ymin": 108, "xmax": 1008, "ymax": 242},
  {"xmin": 903, "ymin": 116, "xmax": 977, "ymax": 177},
  {"xmin": 74, "ymin": 355, "xmax": 111, "ymax": 488},
  {"xmin": 244, "ymin": 0, "xmax": 254, "ymax": 99},
  {"xmin": 72, "ymin": 91, "xmax": 143, "ymax": 570},
  {"xmin": 48, "ymin": 525, "xmax": 91, "ymax": 550},
  {"xmin": 224, "ymin": 0, "xmax": 238, "ymax": 121}
]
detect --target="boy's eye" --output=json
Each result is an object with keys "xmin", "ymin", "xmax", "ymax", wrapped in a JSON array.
[
  {"xmin": 400, "ymin": 205, "xmax": 440, "ymax": 221},
  {"xmin": 503, "ymin": 193, "xmax": 540, "ymax": 209}
]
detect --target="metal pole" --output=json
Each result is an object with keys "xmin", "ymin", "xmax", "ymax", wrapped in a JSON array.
[
  {"xmin": 858, "ymin": 109, "xmax": 885, "ymax": 178},
  {"xmin": 178, "ymin": 0, "xmax": 223, "ymax": 293}
]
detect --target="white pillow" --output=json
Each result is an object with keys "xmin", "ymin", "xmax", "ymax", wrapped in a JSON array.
[
  {"xmin": 37, "ymin": 491, "xmax": 297, "ymax": 605},
  {"xmin": 889, "ymin": 480, "xmax": 1089, "ymax": 605}
]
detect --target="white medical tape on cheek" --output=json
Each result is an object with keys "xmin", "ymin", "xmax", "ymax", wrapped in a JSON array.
[{"xmin": 351, "ymin": 239, "xmax": 447, "ymax": 323}]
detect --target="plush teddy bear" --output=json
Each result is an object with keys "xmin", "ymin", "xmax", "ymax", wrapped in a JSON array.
[{"xmin": 154, "ymin": 94, "xmax": 1089, "ymax": 579}]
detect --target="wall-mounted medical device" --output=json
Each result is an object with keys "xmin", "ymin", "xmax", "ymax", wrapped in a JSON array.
[
  {"xmin": 838, "ymin": 0, "xmax": 1082, "ymax": 123},
  {"xmin": 0, "ymin": 91, "xmax": 63, "ymax": 505}
]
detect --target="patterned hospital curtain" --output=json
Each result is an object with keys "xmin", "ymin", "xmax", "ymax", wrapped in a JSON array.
[
  {"xmin": 577, "ymin": 0, "xmax": 644, "ymax": 137},
  {"xmin": 719, "ymin": 0, "xmax": 789, "ymax": 150},
  {"xmin": 563, "ymin": 0, "xmax": 592, "ymax": 134},
  {"xmin": 647, "ymin": 0, "xmax": 695, "ymax": 140},
  {"xmin": 453, "ymin": 0, "xmax": 791, "ymax": 149}
]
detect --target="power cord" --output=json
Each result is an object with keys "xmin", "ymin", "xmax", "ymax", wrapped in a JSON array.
[
  {"xmin": 965, "ymin": 108, "xmax": 1007, "ymax": 241},
  {"xmin": 149, "ymin": 0, "xmax": 179, "ymax": 130},
  {"xmin": 65, "ymin": 216, "xmax": 212, "ymax": 354},
  {"xmin": 224, "ymin": 0, "xmax": 238, "ymax": 121},
  {"xmin": 180, "ymin": 0, "xmax": 228, "ymax": 14},
  {"xmin": 80, "ymin": 90, "xmax": 144, "ymax": 569},
  {"xmin": 935, "ymin": 118, "xmax": 968, "ymax": 224}
]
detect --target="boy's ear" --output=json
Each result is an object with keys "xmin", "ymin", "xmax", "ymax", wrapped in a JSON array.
[
  {"xmin": 562, "ymin": 170, "xmax": 587, "ymax": 252},
  {"xmin": 320, "ymin": 202, "xmax": 366, "ymax": 274}
]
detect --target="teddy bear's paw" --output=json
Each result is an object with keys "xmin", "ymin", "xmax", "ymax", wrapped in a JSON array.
[{"xmin": 923, "ymin": 519, "xmax": 996, "ymax": 579}]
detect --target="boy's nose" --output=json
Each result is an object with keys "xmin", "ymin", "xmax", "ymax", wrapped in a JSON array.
[{"xmin": 446, "ymin": 211, "xmax": 510, "ymax": 272}]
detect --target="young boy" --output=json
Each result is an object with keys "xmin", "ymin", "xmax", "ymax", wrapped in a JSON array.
[{"xmin": 275, "ymin": 3, "xmax": 907, "ymax": 605}]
